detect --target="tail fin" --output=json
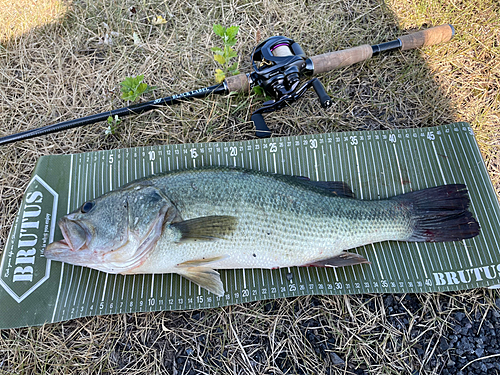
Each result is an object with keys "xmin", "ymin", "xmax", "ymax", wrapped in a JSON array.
[{"xmin": 392, "ymin": 184, "xmax": 480, "ymax": 242}]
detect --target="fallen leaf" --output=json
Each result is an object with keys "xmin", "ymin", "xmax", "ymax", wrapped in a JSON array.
[
  {"xmin": 133, "ymin": 32, "xmax": 143, "ymax": 47},
  {"xmin": 151, "ymin": 15, "xmax": 168, "ymax": 25}
]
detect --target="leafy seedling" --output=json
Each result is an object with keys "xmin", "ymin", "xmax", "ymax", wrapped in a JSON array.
[
  {"xmin": 211, "ymin": 24, "xmax": 240, "ymax": 83},
  {"xmin": 105, "ymin": 115, "xmax": 122, "ymax": 135},
  {"xmin": 252, "ymin": 85, "xmax": 273, "ymax": 102},
  {"xmin": 120, "ymin": 75, "xmax": 156, "ymax": 102}
]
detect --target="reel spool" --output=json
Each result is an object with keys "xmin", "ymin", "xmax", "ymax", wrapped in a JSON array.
[{"xmin": 249, "ymin": 36, "xmax": 331, "ymax": 137}]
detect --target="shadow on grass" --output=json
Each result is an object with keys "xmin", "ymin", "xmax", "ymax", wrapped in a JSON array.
[{"xmin": 0, "ymin": 0, "xmax": 68, "ymax": 44}]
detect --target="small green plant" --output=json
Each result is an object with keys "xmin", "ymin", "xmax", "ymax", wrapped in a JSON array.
[
  {"xmin": 252, "ymin": 85, "xmax": 272, "ymax": 101},
  {"xmin": 105, "ymin": 115, "xmax": 122, "ymax": 135},
  {"xmin": 120, "ymin": 75, "xmax": 156, "ymax": 102},
  {"xmin": 211, "ymin": 24, "xmax": 240, "ymax": 83}
]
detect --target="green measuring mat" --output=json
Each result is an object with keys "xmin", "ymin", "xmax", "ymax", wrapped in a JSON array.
[{"xmin": 1, "ymin": 122, "xmax": 499, "ymax": 329}]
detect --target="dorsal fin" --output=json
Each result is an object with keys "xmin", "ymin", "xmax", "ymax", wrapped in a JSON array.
[{"xmin": 293, "ymin": 176, "xmax": 355, "ymax": 198}]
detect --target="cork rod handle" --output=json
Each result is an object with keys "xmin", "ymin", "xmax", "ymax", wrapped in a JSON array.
[
  {"xmin": 399, "ymin": 24, "xmax": 455, "ymax": 50},
  {"xmin": 310, "ymin": 44, "xmax": 373, "ymax": 75}
]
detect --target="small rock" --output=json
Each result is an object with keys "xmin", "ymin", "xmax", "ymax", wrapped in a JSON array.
[
  {"xmin": 384, "ymin": 295, "xmax": 394, "ymax": 307},
  {"xmin": 461, "ymin": 323, "xmax": 472, "ymax": 335},
  {"xmin": 471, "ymin": 362, "xmax": 481, "ymax": 370},
  {"xmin": 439, "ymin": 337, "xmax": 449, "ymax": 351},
  {"xmin": 455, "ymin": 312, "xmax": 466, "ymax": 321},
  {"xmin": 329, "ymin": 352, "xmax": 345, "ymax": 366}
]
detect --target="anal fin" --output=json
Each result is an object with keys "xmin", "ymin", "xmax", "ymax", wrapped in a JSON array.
[{"xmin": 306, "ymin": 252, "xmax": 370, "ymax": 267}]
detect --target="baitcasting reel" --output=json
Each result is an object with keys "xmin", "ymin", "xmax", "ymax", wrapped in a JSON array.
[{"xmin": 249, "ymin": 36, "xmax": 332, "ymax": 137}]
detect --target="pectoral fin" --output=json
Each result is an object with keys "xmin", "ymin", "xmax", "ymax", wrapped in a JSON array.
[
  {"xmin": 307, "ymin": 252, "xmax": 370, "ymax": 267},
  {"xmin": 170, "ymin": 216, "xmax": 238, "ymax": 242},
  {"xmin": 176, "ymin": 266, "xmax": 225, "ymax": 296}
]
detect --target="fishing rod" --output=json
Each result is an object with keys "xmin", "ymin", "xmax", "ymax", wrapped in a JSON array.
[{"xmin": 0, "ymin": 24, "xmax": 454, "ymax": 144}]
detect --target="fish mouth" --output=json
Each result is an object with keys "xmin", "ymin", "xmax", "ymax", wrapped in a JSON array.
[
  {"xmin": 44, "ymin": 216, "xmax": 141, "ymax": 273},
  {"xmin": 45, "ymin": 218, "xmax": 92, "ymax": 261}
]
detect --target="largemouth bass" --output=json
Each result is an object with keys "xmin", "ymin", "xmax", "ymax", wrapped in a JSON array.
[{"xmin": 45, "ymin": 167, "xmax": 480, "ymax": 296}]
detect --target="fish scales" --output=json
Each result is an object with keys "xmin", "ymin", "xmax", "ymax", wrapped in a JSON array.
[
  {"xmin": 45, "ymin": 167, "xmax": 480, "ymax": 296},
  {"xmin": 143, "ymin": 168, "xmax": 410, "ymax": 269}
]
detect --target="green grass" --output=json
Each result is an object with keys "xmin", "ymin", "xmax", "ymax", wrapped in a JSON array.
[{"xmin": 0, "ymin": 0, "xmax": 499, "ymax": 373}]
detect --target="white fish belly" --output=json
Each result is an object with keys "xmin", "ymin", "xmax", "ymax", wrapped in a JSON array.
[{"xmin": 134, "ymin": 206, "xmax": 350, "ymax": 273}]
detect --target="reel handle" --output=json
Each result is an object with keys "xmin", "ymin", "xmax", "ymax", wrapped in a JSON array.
[
  {"xmin": 311, "ymin": 78, "xmax": 332, "ymax": 108},
  {"xmin": 251, "ymin": 113, "xmax": 271, "ymax": 138}
]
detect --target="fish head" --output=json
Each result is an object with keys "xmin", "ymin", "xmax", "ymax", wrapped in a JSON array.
[{"xmin": 45, "ymin": 182, "xmax": 179, "ymax": 273}]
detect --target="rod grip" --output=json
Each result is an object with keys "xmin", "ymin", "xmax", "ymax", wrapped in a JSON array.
[
  {"xmin": 225, "ymin": 73, "xmax": 251, "ymax": 93},
  {"xmin": 310, "ymin": 44, "xmax": 373, "ymax": 75},
  {"xmin": 399, "ymin": 24, "xmax": 455, "ymax": 50}
]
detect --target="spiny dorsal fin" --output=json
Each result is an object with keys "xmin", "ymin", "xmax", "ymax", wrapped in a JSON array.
[
  {"xmin": 306, "ymin": 252, "xmax": 370, "ymax": 267},
  {"xmin": 170, "ymin": 215, "xmax": 238, "ymax": 242}
]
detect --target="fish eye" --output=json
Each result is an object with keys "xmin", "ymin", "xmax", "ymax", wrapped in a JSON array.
[{"xmin": 81, "ymin": 201, "xmax": 95, "ymax": 213}]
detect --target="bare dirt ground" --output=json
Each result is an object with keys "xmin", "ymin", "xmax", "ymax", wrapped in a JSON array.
[{"xmin": 1, "ymin": 0, "xmax": 499, "ymax": 373}]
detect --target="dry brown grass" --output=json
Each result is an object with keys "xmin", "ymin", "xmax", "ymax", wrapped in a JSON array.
[
  {"xmin": 0, "ymin": 0, "xmax": 67, "ymax": 42},
  {"xmin": 0, "ymin": 0, "xmax": 499, "ymax": 374}
]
